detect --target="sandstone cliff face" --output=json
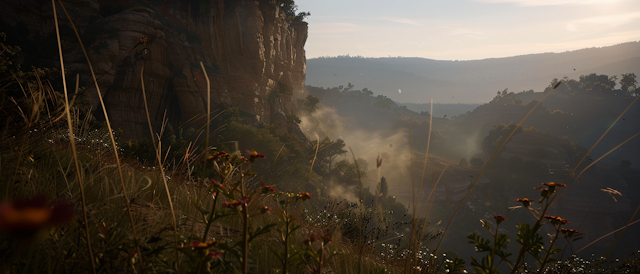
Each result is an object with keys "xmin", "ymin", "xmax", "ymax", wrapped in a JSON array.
[{"xmin": 0, "ymin": 0, "xmax": 307, "ymax": 140}]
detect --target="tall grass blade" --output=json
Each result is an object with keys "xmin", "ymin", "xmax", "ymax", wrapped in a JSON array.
[
  {"xmin": 200, "ymin": 61, "xmax": 211, "ymax": 178},
  {"xmin": 52, "ymin": 2, "xmax": 96, "ymax": 272},
  {"xmin": 574, "ymin": 219, "xmax": 640, "ymax": 255},
  {"xmin": 55, "ymin": 0, "xmax": 145, "ymax": 269},
  {"xmin": 141, "ymin": 62, "xmax": 181, "ymax": 271},
  {"xmin": 411, "ymin": 97, "xmax": 434, "ymax": 271}
]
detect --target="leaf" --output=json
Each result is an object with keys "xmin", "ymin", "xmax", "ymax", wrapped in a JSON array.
[{"xmin": 480, "ymin": 219, "xmax": 491, "ymax": 230}]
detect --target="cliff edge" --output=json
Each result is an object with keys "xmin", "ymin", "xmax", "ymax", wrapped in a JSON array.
[{"xmin": 0, "ymin": 0, "xmax": 308, "ymax": 139}]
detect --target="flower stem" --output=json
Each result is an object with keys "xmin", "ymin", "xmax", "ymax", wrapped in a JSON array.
[{"xmin": 202, "ymin": 193, "xmax": 218, "ymax": 242}]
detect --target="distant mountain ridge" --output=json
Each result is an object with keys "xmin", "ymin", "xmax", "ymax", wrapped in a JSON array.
[{"xmin": 306, "ymin": 41, "xmax": 640, "ymax": 104}]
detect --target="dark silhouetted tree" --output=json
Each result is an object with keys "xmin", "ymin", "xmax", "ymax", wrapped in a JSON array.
[
  {"xmin": 335, "ymin": 158, "xmax": 367, "ymax": 185},
  {"xmin": 298, "ymin": 95, "xmax": 320, "ymax": 114},
  {"xmin": 620, "ymin": 73, "xmax": 637, "ymax": 96},
  {"xmin": 315, "ymin": 138, "xmax": 347, "ymax": 173},
  {"xmin": 579, "ymin": 73, "xmax": 616, "ymax": 94}
]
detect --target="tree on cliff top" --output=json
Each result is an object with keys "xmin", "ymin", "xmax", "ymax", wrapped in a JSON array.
[{"xmin": 272, "ymin": 0, "xmax": 310, "ymax": 21}]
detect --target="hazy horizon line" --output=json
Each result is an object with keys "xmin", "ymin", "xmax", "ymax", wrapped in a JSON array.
[{"xmin": 307, "ymin": 40, "xmax": 640, "ymax": 62}]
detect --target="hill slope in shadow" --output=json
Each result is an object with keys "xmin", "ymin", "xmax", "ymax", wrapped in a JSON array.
[{"xmin": 306, "ymin": 41, "xmax": 640, "ymax": 104}]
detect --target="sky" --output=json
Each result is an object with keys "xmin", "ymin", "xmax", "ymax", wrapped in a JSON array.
[{"xmin": 295, "ymin": 0, "xmax": 640, "ymax": 60}]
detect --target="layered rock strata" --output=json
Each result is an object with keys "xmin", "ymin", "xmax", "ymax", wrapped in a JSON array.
[{"xmin": 0, "ymin": 0, "xmax": 307, "ymax": 139}]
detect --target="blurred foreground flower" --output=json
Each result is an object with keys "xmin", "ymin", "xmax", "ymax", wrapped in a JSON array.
[
  {"xmin": 182, "ymin": 240, "xmax": 218, "ymax": 249},
  {"xmin": 246, "ymin": 150, "xmax": 266, "ymax": 162},
  {"xmin": 297, "ymin": 192, "xmax": 312, "ymax": 201},
  {"xmin": 223, "ymin": 197, "xmax": 249, "ymax": 208},
  {"xmin": 0, "ymin": 195, "xmax": 73, "ymax": 236},
  {"xmin": 560, "ymin": 228, "xmax": 579, "ymax": 237},
  {"xmin": 515, "ymin": 198, "xmax": 533, "ymax": 207},
  {"xmin": 544, "ymin": 215, "xmax": 569, "ymax": 225}
]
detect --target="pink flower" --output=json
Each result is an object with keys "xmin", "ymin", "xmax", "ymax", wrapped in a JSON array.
[
  {"xmin": 208, "ymin": 251, "xmax": 223, "ymax": 259},
  {"xmin": 493, "ymin": 215, "xmax": 506, "ymax": 225}
]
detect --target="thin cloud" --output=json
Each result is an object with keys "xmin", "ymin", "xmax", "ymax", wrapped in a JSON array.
[
  {"xmin": 566, "ymin": 11, "xmax": 640, "ymax": 31},
  {"xmin": 475, "ymin": 0, "xmax": 626, "ymax": 6},
  {"xmin": 310, "ymin": 23, "xmax": 368, "ymax": 34},
  {"xmin": 444, "ymin": 27, "xmax": 485, "ymax": 37},
  {"xmin": 380, "ymin": 17, "xmax": 423, "ymax": 26}
]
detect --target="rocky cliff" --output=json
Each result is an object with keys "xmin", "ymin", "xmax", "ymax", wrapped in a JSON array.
[{"xmin": 0, "ymin": 0, "xmax": 308, "ymax": 140}]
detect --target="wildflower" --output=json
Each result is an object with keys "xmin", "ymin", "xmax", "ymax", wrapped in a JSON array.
[
  {"xmin": 208, "ymin": 250, "xmax": 223, "ymax": 259},
  {"xmin": 223, "ymin": 197, "xmax": 248, "ymax": 208},
  {"xmin": 544, "ymin": 215, "xmax": 569, "ymax": 225},
  {"xmin": 210, "ymin": 179, "xmax": 225, "ymax": 190},
  {"xmin": 0, "ymin": 195, "xmax": 73, "ymax": 236},
  {"xmin": 493, "ymin": 215, "xmax": 506, "ymax": 225},
  {"xmin": 560, "ymin": 228, "xmax": 579, "ymax": 237},
  {"xmin": 260, "ymin": 181, "xmax": 275, "ymax": 194},
  {"xmin": 515, "ymin": 198, "xmax": 533, "ymax": 207},
  {"xmin": 534, "ymin": 187, "xmax": 550, "ymax": 199},
  {"xmin": 261, "ymin": 206, "xmax": 271, "ymax": 214},
  {"xmin": 297, "ymin": 192, "xmax": 312, "ymax": 201},
  {"xmin": 246, "ymin": 150, "xmax": 266, "ymax": 163},
  {"xmin": 321, "ymin": 235, "xmax": 332, "ymax": 244},
  {"xmin": 140, "ymin": 35, "xmax": 148, "ymax": 44},
  {"xmin": 542, "ymin": 182, "xmax": 566, "ymax": 187},
  {"xmin": 205, "ymin": 151, "xmax": 229, "ymax": 161},
  {"xmin": 186, "ymin": 240, "xmax": 218, "ymax": 249},
  {"xmin": 542, "ymin": 182, "xmax": 566, "ymax": 192},
  {"xmin": 305, "ymin": 235, "xmax": 319, "ymax": 245}
]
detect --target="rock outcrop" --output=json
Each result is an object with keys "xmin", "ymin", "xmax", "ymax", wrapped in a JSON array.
[{"xmin": 0, "ymin": 0, "xmax": 307, "ymax": 140}]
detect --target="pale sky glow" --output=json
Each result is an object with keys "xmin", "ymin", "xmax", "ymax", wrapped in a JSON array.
[{"xmin": 295, "ymin": 0, "xmax": 640, "ymax": 60}]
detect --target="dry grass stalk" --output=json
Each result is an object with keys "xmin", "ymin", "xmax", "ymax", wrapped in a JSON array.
[
  {"xmin": 55, "ymin": 0, "xmax": 145, "ymax": 269},
  {"xmin": 140, "ymin": 62, "xmax": 181, "ymax": 271},
  {"xmin": 410, "ymin": 97, "xmax": 434, "ymax": 272},
  {"xmin": 52, "ymin": 1, "xmax": 96, "ymax": 272},
  {"xmin": 200, "ymin": 61, "xmax": 211, "ymax": 177}
]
